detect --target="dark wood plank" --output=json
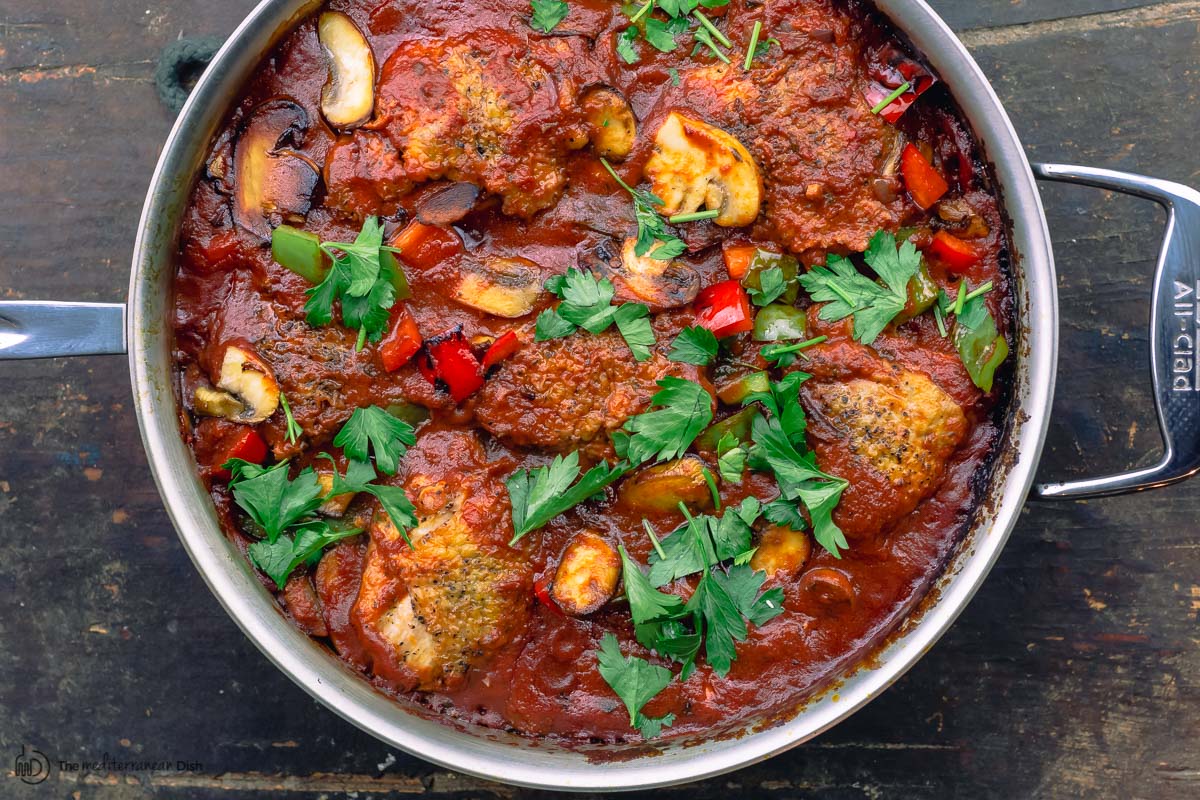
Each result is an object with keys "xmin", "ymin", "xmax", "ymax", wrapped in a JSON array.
[
  {"xmin": 1, "ymin": 1, "xmax": 1198, "ymax": 798},
  {"xmin": 927, "ymin": 0, "xmax": 1167, "ymax": 31}
]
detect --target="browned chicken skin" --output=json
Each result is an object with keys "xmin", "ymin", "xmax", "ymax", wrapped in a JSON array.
[
  {"xmin": 798, "ymin": 341, "xmax": 967, "ymax": 542},
  {"xmin": 326, "ymin": 32, "xmax": 587, "ymax": 220},
  {"xmin": 474, "ymin": 328, "xmax": 704, "ymax": 457},
  {"xmin": 351, "ymin": 429, "xmax": 532, "ymax": 692}
]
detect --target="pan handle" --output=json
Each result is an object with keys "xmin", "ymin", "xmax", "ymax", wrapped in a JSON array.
[
  {"xmin": 1033, "ymin": 163, "xmax": 1200, "ymax": 499},
  {"xmin": 0, "ymin": 301, "xmax": 127, "ymax": 359}
]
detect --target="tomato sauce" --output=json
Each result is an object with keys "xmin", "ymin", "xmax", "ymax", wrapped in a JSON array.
[{"xmin": 172, "ymin": 0, "xmax": 1014, "ymax": 742}]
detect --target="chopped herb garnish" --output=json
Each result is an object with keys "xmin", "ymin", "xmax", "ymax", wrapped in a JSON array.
[
  {"xmin": 669, "ymin": 67, "xmax": 681, "ymax": 85},
  {"xmin": 595, "ymin": 633, "xmax": 676, "ymax": 738},
  {"xmin": 304, "ymin": 217, "xmax": 407, "ymax": 349},
  {"xmin": 798, "ymin": 230, "xmax": 922, "ymax": 345},
  {"xmin": 332, "ymin": 405, "xmax": 416, "ymax": 476},
  {"xmin": 529, "ymin": 0, "xmax": 569, "ymax": 33},
  {"xmin": 746, "ymin": 265, "xmax": 793, "ymax": 307},
  {"xmin": 629, "ymin": 497, "xmax": 782, "ymax": 677},
  {"xmin": 248, "ymin": 521, "xmax": 362, "ymax": 590},
  {"xmin": 743, "ymin": 20, "xmax": 763, "ymax": 70},
  {"xmin": 667, "ymin": 325, "xmax": 719, "ymax": 365},
  {"xmin": 760, "ymin": 335, "xmax": 828, "ymax": 368},
  {"xmin": 225, "ymin": 443, "xmax": 412, "ymax": 587},
  {"xmin": 716, "ymin": 432, "xmax": 746, "ymax": 484},
  {"xmin": 692, "ymin": 9, "xmax": 730, "ymax": 47},
  {"xmin": 614, "ymin": 303, "xmax": 657, "ymax": 362},
  {"xmin": 506, "ymin": 451, "xmax": 628, "ymax": 542},
  {"xmin": 692, "ymin": 25, "xmax": 730, "ymax": 62},
  {"xmin": 223, "ymin": 460, "xmax": 324, "ymax": 543},
  {"xmin": 535, "ymin": 268, "xmax": 657, "ymax": 361},
  {"xmin": 620, "ymin": 377, "xmax": 715, "ymax": 465},
  {"xmin": 644, "ymin": 16, "xmax": 679, "ymax": 51},
  {"xmin": 741, "ymin": 372, "xmax": 850, "ymax": 557},
  {"xmin": 617, "ymin": 26, "xmax": 641, "ymax": 63},
  {"xmin": 668, "ymin": 209, "xmax": 720, "ymax": 224},
  {"xmin": 620, "ymin": 544, "xmax": 686, "ymax": 622},
  {"xmin": 600, "ymin": 157, "xmax": 686, "ymax": 259},
  {"xmin": 319, "ymin": 454, "xmax": 418, "ymax": 546},
  {"xmin": 280, "ymin": 392, "xmax": 302, "ymax": 445},
  {"xmin": 936, "ymin": 283, "xmax": 1008, "ymax": 391},
  {"xmin": 871, "ymin": 81, "xmax": 912, "ymax": 115},
  {"xmin": 964, "ymin": 280, "xmax": 994, "ymax": 303}
]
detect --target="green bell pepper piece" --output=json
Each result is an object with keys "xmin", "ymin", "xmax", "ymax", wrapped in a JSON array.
[
  {"xmin": 385, "ymin": 401, "xmax": 430, "ymax": 427},
  {"xmin": 381, "ymin": 250, "xmax": 412, "ymax": 301},
  {"xmin": 895, "ymin": 258, "xmax": 939, "ymax": 325},
  {"xmin": 741, "ymin": 249, "xmax": 799, "ymax": 304},
  {"xmin": 271, "ymin": 225, "xmax": 327, "ymax": 284},
  {"xmin": 696, "ymin": 406, "xmax": 758, "ymax": 451},
  {"xmin": 753, "ymin": 304, "xmax": 808, "ymax": 341},
  {"xmin": 714, "ymin": 370, "xmax": 770, "ymax": 405}
]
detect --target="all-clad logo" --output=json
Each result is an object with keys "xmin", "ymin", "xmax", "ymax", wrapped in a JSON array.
[{"xmin": 14, "ymin": 746, "xmax": 50, "ymax": 785}]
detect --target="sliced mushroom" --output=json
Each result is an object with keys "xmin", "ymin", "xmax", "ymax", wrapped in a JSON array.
[
  {"xmin": 318, "ymin": 11, "xmax": 376, "ymax": 130},
  {"xmin": 416, "ymin": 182, "xmax": 481, "ymax": 226},
  {"xmin": 580, "ymin": 86, "xmax": 636, "ymax": 161},
  {"xmin": 233, "ymin": 99, "xmax": 320, "ymax": 238},
  {"xmin": 799, "ymin": 567, "xmax": 856, "ymax": 613},
  {"xmin": 196, "ymin": 345, "xmax": 280, "ymax": 424},
  {"xmin": 598, "ymin": 237, "xmax": 700, "ymax": 310},
  {"xmin": 193, "ymin": 386, "xmax": 244, "ymax": 419},
  {"xmin": 315, "ymin": 469, "xmax": 356, "ymax": 517},
  {"xmin": 643, "ymin": 112, "xmax": 763, "ymax": 227},
  {"xmin": 550, "ymin": 531, "xmax": 621, "ymax": 616},
  {"xmin": 619, "ymin": 455, "xmax": 713, "ymax": 514},
  {"xmin": 454, "ymin": 256, "xmax": 542, "ymax": 318},
  {"xmin": 750, "ymin": 525, "xmax": 812, "ymax": 576}
]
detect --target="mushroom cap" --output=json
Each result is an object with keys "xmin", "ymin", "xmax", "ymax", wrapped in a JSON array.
[{"xmin": 644, "ymin": 111, "xmax": 764, "ymax": 227}]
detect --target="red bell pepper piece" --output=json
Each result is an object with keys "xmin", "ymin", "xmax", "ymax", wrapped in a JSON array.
[
  {"xmin": 901, "ymin": 144, "xmax": 949, "ymax": 210},
  {"xmin": 928, "ymin": 231, "xmax": 981, "ymax": 273},
  {"xmin": 695, "ymin": 279, "xmax": 754, "ymax": 338},
  {"xmin": 213, "ymin": 427, "xmax": 268, "ymax": 480},
  {"xmin": 865, "ymin": 58, "xmax": 937, "ymax": 124},
  {"xmin": 481, "ymin": 330, "xmax": 520, "ymax": 370},
  {"xmin": 379, "ymin": 304, "xmax": 422, "ymax": 372},
  {"xmin": 418, "ymin": 329, "xmax": 485, "ymax": 403},
  {"xmin": 534, "ymin": 575, "xmax": 564, "ymax": 616}
]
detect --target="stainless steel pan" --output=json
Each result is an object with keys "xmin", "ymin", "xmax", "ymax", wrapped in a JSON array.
[{"xmin": 4, "ymin": 0, "xmax": 1199, "ymax": 790}]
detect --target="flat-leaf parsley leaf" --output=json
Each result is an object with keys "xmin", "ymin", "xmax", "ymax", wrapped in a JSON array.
[
  {"xmin": 529, "ymin": 0, "xmax": 569, "ymax": 33},
  {"xmin": 798, "ymin": 230, "xmax": 920, "ymax": 344}
]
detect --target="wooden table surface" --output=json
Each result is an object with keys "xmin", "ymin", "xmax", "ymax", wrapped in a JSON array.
[{"xmin": 1, "ymin": 1, "xmax": 1198, "ymax": 797}]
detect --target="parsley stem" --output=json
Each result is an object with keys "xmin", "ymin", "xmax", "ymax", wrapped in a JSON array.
[
  {"xmin": 763, "ymin": 335, "xmax": 828, "ymax": 359},
  {"xmin": 953, "ymin": 280, "xmax": 967, "ymax": 317},
  {"xmin": 933, "ymin": 303, "xmax": 948, "ymax": 337},
  {"xmin": 871, "ymin": 81, "xmax": 911, "ymax": 115},
  {"xmin": 826, "ymin": 281, "xmax": 858, "ymax": 307},
  {"xmin": 600, "ymin": 157, "xmax": 638, "ymax": 196},
  {"xmin": 700, "ymin": 465, "xmax": 721, "ymax": 511},
  {"xmin": 644, "ymin": 520, "xmax": 667, "ymax": 560},
  {"xmin": 629, "ymin": 0, "xmax": 653, "ymax": 24},
  {"xmin": 280, "ymin": 392, "xmax": 301, "ymax": 444},
  {"xmin": 698, "ymin": 35, "xmax": 731, "ymax": 64},
  {"xmin": 693, "ymin": 10, "xmax": 731, "ymax": 48},
  {"xmin": 963, "ymin": 280, "xmax": 994, "ymax": 303},
  {"xmin": 743, "ymin": 20, "xmax": 762, "ymax": 71},
  {"xmin": 668, "ymin": 209, "xmax": 720, "ymax": 224}
]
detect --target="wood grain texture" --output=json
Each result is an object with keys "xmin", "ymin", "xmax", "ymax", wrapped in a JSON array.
[{"xmin": 1, "ymin": 1, "xmax": 1197, "ymax": 798}]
